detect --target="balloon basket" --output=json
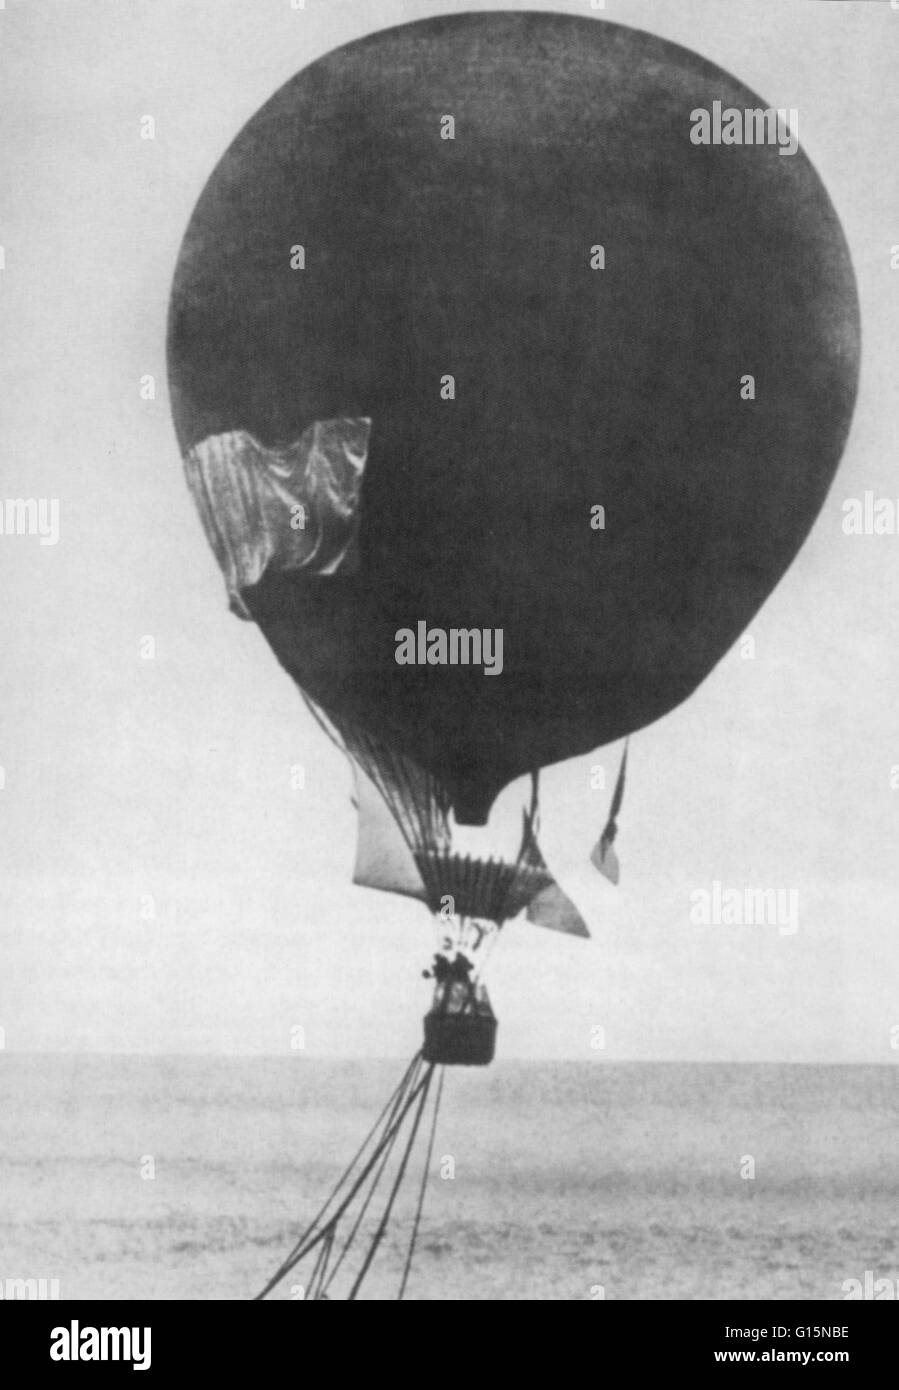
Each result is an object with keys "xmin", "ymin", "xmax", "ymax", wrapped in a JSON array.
[{"xmin": 423, "ymin": 980, "xmax": 497, "ymax": 1066}]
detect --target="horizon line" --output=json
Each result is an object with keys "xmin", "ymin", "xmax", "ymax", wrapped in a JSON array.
[{"xmin": 0, "ymin": 1050, "xmax": 894, "ymax": 1067}]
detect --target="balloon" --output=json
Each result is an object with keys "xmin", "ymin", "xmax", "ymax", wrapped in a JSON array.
[{"xmin": 168, "ymin": 12, "xmax": 859, "ymax": 826}]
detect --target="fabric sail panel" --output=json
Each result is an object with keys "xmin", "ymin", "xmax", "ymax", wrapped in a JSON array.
[
  {"xmin": 590, "ymin": 838, "xmax": 620, "ymax": 886},
  {"xmin": 525, "ymin": 881, "xmax": 591, "ymax": 938},
  {"xmin": 350, "ymin": 763, "xmax": 427, "ymax": 902},
  {"xmin": 590, "ymin": 740, "xmax": 627, "ymax": 885},
  {"xmin": 348, "ymin": 735, "xmax": 590, "ymax": 932}
]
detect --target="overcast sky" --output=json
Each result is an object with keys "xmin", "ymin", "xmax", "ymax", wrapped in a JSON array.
[{"xmin": 1, "ymin": 0, "xmax": 897, "ymax": 1061}]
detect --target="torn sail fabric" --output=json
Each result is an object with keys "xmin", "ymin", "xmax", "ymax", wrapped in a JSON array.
[{"xmin": 183, "ymin": 417, "xmax": 371, "ymax": 617}]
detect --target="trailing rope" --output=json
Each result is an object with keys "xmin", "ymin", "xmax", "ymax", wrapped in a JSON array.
[
  {"xmin": 346, "ymin": 1064, "xmax": 435, "ymax": 1298},
  {"xmin": 254, "ymin": 1051, "xmax": 423, "ymax": 1300},
  {"xmin": 254, "ymin": 1049, "xmax": 444, "ymax": 1301},
  {"xmin": 319, "ymin": 1060, "xmax": 424, "ymax": 1296},
  {"xmin": 398, "ymin": 1065, "xmax": 445, "ymax": 1301}
]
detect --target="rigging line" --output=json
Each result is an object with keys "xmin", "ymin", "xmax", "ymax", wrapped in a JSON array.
[
  {"xmin": 398, "ymin": 1065, "xmax": 445, "ymax": 1302},
  {"xmin": 305, "ymin": 1229, "xmax": 329, "ymax": 1299},
  {"xmin": 382, "ymin": 762, "xmax": 435, "ymax": 890},
  {"xmin": 385, "ymin": 744, "xmax": 427, "ymax": 852},
  {"xmin": 346, "ymin": 720, "xmax": 454, "ymax": 884},
  {"xmin": 394, "ymin": 736, "xmax": 448, "ymax": 852},
  {"xmin": 253, "ymin": 1051, "xmax": 422, "ymax": 1299},
  {"xmin": 305, "ymin": 698, "xmax": 421, "ymax": 865},
  {"xmin": 495, "ymin": 866, "xmax": 506, "ymax": 918},
  {"xmin": 305, "ymin": 701, "xmax": 421, "ymax": 864},
  {"xmin": 316, "ymin": 1228, "xmax": 338, "ymax": 1301},
  {"xmin": 606, "ymin": 737, "xmax": 629, "ymax": 829},
  {"xmin": 356, "ymin": 752, "xmax": 405, "ymax": 843},
  {"xmin": 496, "ymin": 769, "xmax": 541, "ymax": 924},
  {"xmin": 344, "ymin": 1064, "xmax": 435, "ymax": 1303},
  {"xmin": 301, "ymin": 693, "xmax": 349, "ymax": 760},
  {"xmin": 319, "ymin": 1121, "xmax": 406, "ymax": 1298},
  {"xmin": 388, "ymin": 737, "xmax": 438, "ymax": 855},
  {"xmin": 525, "ymin": 774, "xmax": 542, "ymax": 863},
  {"xmin": 303, "ymin": 698, "xmax": 452, "ymax": 863},
  {"xmin": 290, "ymin": 1056, "xmax": 430, "ymax": 1295},
  {"xmin": 263, "ymin": 1067, "xmax": 435, "ymax": 1294},
  {"xmin": 352, "ymin": 731, "xmax": 424, "ymax": 861},
  {"xmin": 413, "ymin": 762, "xmax": 442, "ymax": 854},
  {"xmin": 306, "ymin": 1224, "xmax": 335, "ymax": 1302},
  {"xmin": 415, "ymin": 841, "xmax": 441, "ymax": 908},
  {"xmin": 511, "ymin": 770, "xmax": 540, "ymax": 877},
  {"xmin": 357, "ymin": 755, "xmax": 427, "ymax": 886},
  {"xmin": 320, "ymin": 1055, "xmax": 425, "ymax": 1295},
  {"xmin": 346, "ymin": 1064, "xmax": 436, "ymax": 1301},
  {"xmin": 471, "ymin": 922, "xmax": 500, "ymax": 985},
  {"xmin": 424, "ymin": 768, "xmax": 449, "ymax": 851},
  {"xmin": 366, "ymin": 761, "xmax": 410, "ymax": 845},
  {"xmin": 475, "ymin": 937, "xmax": 497, "ymax": 985},
  {"xmin": 307, "ymin": 695, "xmax": 418, "ymax": 854},
  {"xmin": 516, "ymin": 770, "xmax": 540, "ymax": 867}
]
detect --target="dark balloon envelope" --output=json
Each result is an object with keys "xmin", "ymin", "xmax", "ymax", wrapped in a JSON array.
[{"xmin": 168, "ymin": 11, "xmax": 859, "ymax": 826}]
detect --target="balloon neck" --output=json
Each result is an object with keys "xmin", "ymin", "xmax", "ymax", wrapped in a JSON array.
[{"xmin": 448, "ymin": 782, "xmax": 492, "ymax": 827}]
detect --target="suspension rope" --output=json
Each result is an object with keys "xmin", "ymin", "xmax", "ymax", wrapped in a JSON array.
[
  {"xmin": 302, "ymin": 693, "xmax": 454, "ymax": 871},
  {"xmin": 305, "ymin": 693, "xmax": 551, "ymax": 932}
]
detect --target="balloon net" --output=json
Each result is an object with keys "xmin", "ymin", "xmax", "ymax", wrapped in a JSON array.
[{"xmin": 303, "ymin": 695, "xmax": 547, "ymax": 928}]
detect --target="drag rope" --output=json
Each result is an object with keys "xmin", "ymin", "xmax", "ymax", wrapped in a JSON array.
[{"xmin": 254, "ymin": 1049, "xmax": 445, "ymax": 1301}]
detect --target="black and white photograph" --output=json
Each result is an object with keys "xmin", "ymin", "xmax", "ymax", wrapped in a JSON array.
[{"xmin": 1, "ymin": 0, "xmax": 897, "ymax": 1345}]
